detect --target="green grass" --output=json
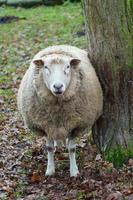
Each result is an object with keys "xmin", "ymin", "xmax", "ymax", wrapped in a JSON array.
[
  {"xmin": 104, "ymin": 145, "xmax": 133, "ymax": 168},
  {"xmin": 0, "ymin": 112, "xmax": 6, "ymax": 123},
  {"xmin": 76, "ymin": 190, "xmax": 86, "ymax": 200},
  {"xmin": 0, "ymin": 88, "xmax": 14, "ymax": 98},
  {"xmin": 0, "ymin": 3, "xmax": 86, "ymax": 69},
  {"xmin": 0, "ymin": 75, "xmax": 11, "ymax": 83},
  {"xmin": 13, "ymin": 178, "xmax": 26, "ymax": 199}
]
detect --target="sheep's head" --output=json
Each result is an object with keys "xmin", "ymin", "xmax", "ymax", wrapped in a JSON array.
[{"xmin": 33, "ymin": 55, "xmax": 80, "ymax": 97}]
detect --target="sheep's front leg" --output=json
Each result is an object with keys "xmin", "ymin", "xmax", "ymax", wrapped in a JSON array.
[
  {"xmin": 68, "ymin": 139, "xmax": 79, "ymax": 177},
  {"xmin": 45, "ymin": 139, "xmax": 55, "ymax": 176}
]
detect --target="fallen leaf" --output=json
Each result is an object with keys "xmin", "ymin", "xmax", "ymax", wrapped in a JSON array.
[
  {"xmin": 95, "ymin": 154, "xmax": 102, "ymax": 161},
  {"xmin": 106, "ymin": 191, "xmax": 124, "ymax": 200},
  {"xmin": 128, "ymin": 159, "xmax": 133, "ymax": 166},
  {"xmin": 122, "ymin": 188, "xmax": 133, "ymax": 195},
  {"xmin": 2, "ymin": 186, "xmax": 13, "ymax": 195},
  {"xmin": 0, "ymin": 96, "xmax": 4, "ymax": 104},
  {"xmin": 30, "ymin": 172, "xmax": 42, "ymax": 183}
]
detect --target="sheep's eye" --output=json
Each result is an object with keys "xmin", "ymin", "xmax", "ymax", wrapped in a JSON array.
[
  {"xmin": 64, "ymin": 65, "xmax": 70, "ymax": 75},
  {"xmin": 44, "ymin": 66, "xmax": 50, "ymax": 75}
]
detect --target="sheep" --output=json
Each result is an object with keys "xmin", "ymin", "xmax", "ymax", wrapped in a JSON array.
[{"xmin": 17, "ymin": 45, "xmax": 103, "ymax": 177}]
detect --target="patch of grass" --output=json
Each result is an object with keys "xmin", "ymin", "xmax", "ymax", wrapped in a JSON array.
[
  {"xmin": 0, "ymin": 3, "xmax": 86, "ymax": 69},
  {"xmin": 0, "ymin": 88, "xmax": 14, "ymax": 98},
  {"xmin": 13, "ymin": 167, "xmax": 28, "ymax": 199},
  {"xmin": 13, "ymin": 180, "xmax": 25, "ymax": 199},
  {"xmin": 0, "ymin": 75, "xmax": 11, "ymax": 84},
  {"xmin": 24, "ymin": 148, "xmax": 33, "ymax": 158},
  {"xmin": 3, "ymin": 66, "xmax": 16, "ymax": 74},
  {"xmin": 17, "ymin": 129, "xmax": 35, "ymax": 141},
  {"xmin": 76, "ymin": 190, "xmax": 86, "ymax": 200},
  {"xmin": 104, "ymin": 145, "xmax": 133, "ymax": 168},
  {"xmin": 0, "ymin": 113, "xmax": 6, "ymax": 123}
]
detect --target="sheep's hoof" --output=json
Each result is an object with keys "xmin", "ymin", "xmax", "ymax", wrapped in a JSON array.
[
  {"xmin": 45, "ymin": 169, "xmax": 55, "ymax": 176},
  {"xmin": 70, "ymin": 168, "xmax": 79, "ymax": 177}
]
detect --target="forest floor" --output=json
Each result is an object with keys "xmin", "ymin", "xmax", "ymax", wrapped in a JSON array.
[{"xmin": 0, "ymin": 2, "xmax": 133, "ymax": 200}]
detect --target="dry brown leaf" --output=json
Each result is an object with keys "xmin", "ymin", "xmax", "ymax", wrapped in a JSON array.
[
  {"xmin": 30, "ymin": 172, "xmax": 42, "ymax": 183},
  {"xmin": 106, "ymin": 191, "xmax": 124, "ymax": 200},
  {"xmin": 95, "ymin": 154, "xmax": 102, "ymax": 161},
  {"xmin": 122, "ymin": 188, "xmax": 133, "ymax": 195},
  {"xmin": 128, "ymin": 159, "xmax": 133, "ymax": 166},
  {"xmin": 0, "ymin": 96, "xmax": 4, "ymax": 104},
  {"xmin": 2, "ymin": 186, "xmax": 13, "ymax": 195}
]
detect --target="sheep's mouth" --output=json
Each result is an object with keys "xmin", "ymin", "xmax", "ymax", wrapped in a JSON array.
[
  {"xmin": 54, "ymin": 91, "xmax": 63, "ymax": 95},
  {"xmin": 53, "ymin": 90, "xmax": 64, "ymax": 96}
]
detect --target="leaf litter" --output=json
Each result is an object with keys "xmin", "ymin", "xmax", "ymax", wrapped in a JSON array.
[
  {"xmin": 0, "ymin": 60, "xmax": 133, "ymax": 199},
  {"xmin": 0, "ymin": 91, "xmax": 132, "ymax": 199}
]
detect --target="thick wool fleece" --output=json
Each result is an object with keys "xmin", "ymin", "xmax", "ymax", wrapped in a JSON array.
[{"xmin": 17, "ymin": 45, "xmax": 103, "ymax": 141}]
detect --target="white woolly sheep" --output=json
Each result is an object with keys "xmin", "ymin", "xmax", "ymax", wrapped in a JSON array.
[{"xmin": 17, "ymin": 45, "xmax": 103, "ymax": 177}]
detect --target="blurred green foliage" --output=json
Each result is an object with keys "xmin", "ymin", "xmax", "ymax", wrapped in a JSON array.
[{"xmin": 104, "ymin": 145, "xmax": 133, "ymax": 168}]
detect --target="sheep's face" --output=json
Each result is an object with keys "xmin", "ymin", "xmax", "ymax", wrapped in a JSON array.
[{"xmin": 33, "ymin": 55, "xmax": 80, "ymax": 96}]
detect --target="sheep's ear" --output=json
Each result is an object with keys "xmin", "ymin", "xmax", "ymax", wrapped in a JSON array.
[
  {"xmin": 70, "ymin": 58, "xmax": 81, "ymax": 68},
  {"xmin": 33, "ymin": 59, "xmax": 44, "ymax": 68}
]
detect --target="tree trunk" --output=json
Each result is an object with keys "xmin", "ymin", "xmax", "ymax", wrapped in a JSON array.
[{"xmin": 83, "ymin": 0, "xmax": 133, "ymax": 152}]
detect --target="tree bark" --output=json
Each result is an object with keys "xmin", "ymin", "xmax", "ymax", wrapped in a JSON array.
[{"xmin": 83, "ymin": 0, "xmax": 133, "ymax": 152}]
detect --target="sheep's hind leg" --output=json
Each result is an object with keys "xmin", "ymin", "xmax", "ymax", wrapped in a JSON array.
[
  {"xmin": 68, "ymin": 139, "xmax": 79, "ymax": 177},
  {"xmin": 45, "ymin": 139, "xmax": 55, "ymax": 176}
]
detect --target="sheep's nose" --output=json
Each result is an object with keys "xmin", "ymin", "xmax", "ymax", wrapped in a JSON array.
[{"xmin": 53, "ymin": 83, "xmax": 63, "ymax": 90}]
